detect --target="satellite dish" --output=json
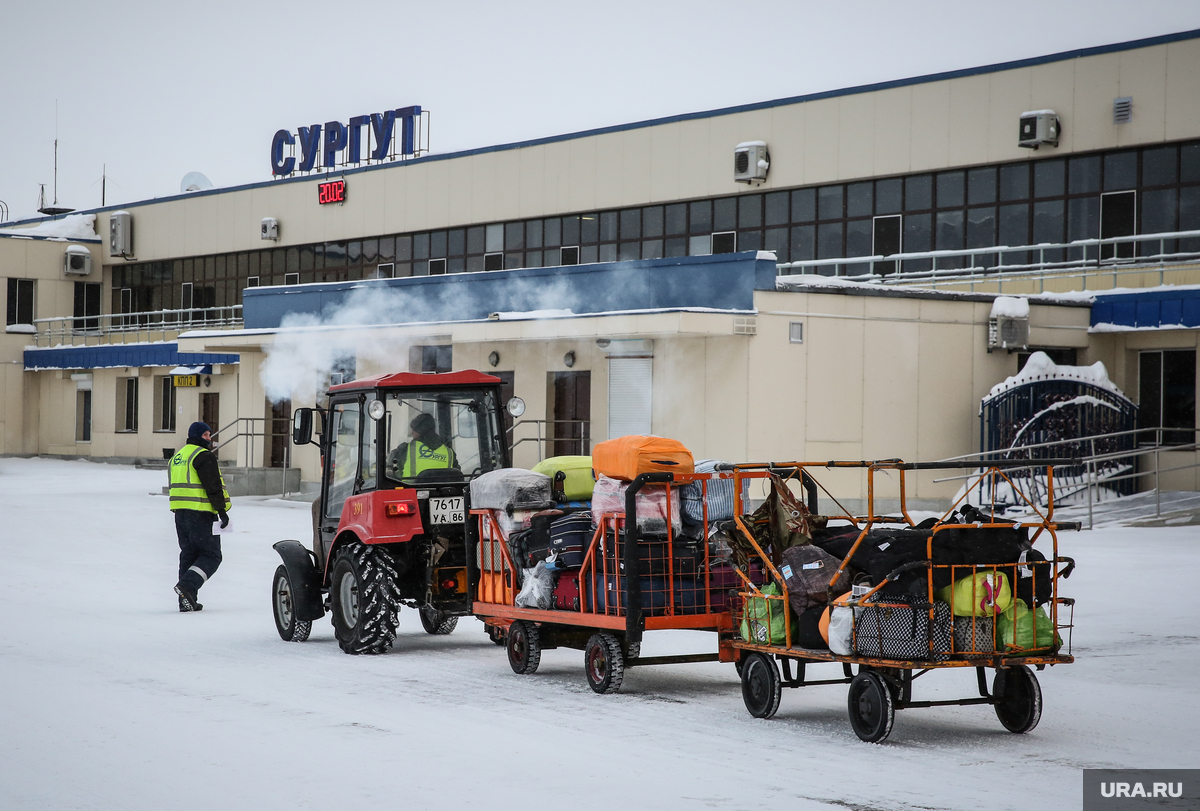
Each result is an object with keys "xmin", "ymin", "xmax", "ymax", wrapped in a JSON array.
[{"xmin": 180, "ymin": 172, "xmax": 213, "ymax": 193}]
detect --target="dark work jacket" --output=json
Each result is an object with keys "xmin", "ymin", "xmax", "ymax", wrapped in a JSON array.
[{"xmin": 187, "ymin": 438, "xmax": 228, "ymax": 514}]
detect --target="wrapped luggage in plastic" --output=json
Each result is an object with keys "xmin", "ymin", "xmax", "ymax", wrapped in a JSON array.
[
  {"xmin": 469, "ymin": 468, "xmax": 553, "ymax": 511},
  {"xmin": 592, "ymin": 435, "xmax": 694, "ymax": 481},
  {"xmin": 590, "ymin": 475, "xmax": 682, "ymax": 535}
]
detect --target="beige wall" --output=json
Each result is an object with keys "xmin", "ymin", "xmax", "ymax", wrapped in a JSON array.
[{"xmin": 85, "ymin": 38, "xmax": 1200, "ymax": 267}]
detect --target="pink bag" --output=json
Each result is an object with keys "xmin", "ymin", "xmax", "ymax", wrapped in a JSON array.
[{"xmin": 590, "ymin": 475, "xmax": 681, "ymax": 535}]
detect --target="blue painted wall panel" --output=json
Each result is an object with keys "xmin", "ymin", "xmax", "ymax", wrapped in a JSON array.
[
  {"xmin": 244, "ymin": 252, "xmax": 774, "ymax": 330},
  {"xmin": 1091, "ymin": 288, "xmax": 1200, "ymax": 330},
  {"xmin": 24, "ymin": 343, "xmax": 239, "ymax": 371}
]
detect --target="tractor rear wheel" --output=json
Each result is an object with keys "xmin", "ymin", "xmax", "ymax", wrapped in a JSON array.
[
  {"xmin": 271, "ymin": 565, "xmax": 311, "ymax": 642},
  {"xmin": 329, "ymin": 543, "xmax": 400, "ymax": 655},
  {"xmin": 419, "ymin": 608, "xmax": 458, "ymax": 635}
]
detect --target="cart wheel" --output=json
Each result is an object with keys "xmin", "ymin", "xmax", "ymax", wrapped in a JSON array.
[
  {"xmin": 847, "ymin": 671, "xmax": 895, "ymax": 743},
  {"xmin": 584, "ymin": 633, "xmax": 625, "ymax": 694},
  {"xmin": 507, "ymin": 621, "xmax": 541, "ymax": 675},
  {"xmin": 740, "ymin": 653, "xmax": 781, "ymax": 719},
  {"xmin": 993, "ymin": 666, "xmax": 1042, "ymax": 734}
]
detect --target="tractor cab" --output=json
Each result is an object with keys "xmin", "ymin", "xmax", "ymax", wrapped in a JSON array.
[{"xmin": 274, "ymin": 370, "xmax": 516, "ymax": 653}]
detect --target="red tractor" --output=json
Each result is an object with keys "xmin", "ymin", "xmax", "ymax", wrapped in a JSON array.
[{"xmin": 270, "ymin": 371, "xmax": 514, "ymax": 654}]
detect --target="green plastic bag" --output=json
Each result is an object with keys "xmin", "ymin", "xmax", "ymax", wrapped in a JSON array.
[
  {"xmin": 741, "ymin": 583, "xmax": 788, "ymax": 645},
  {"xmin": 996, "ymin": 598, "xmax": 1060, "ymax": 652}
]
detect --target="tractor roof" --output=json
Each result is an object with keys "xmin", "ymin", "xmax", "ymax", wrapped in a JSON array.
[{"xmin": 327, "ymin": 370, "xmax": 503, "ymax": 394}]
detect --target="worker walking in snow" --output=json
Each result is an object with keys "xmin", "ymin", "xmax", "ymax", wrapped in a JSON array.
[{"xmin": 168, "ymin": 421, "xmax": 231, "ymax": 612}]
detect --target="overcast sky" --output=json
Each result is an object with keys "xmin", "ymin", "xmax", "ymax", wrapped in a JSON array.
[{"xmin": 1, "ymin": 1, "xmax": 1198, "ymax": 223}]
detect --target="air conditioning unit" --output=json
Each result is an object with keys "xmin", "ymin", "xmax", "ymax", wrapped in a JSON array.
[
  {"xmin": 261, "ymin": 217, "xmax": 279, "ymax": 240},
  {"xmin": 734, "ymin": 141, "xmax": 770, "ymax": 183},
  {"xmin": 110, "ymin": 211, "xmax": 133, "ymax": 257},
  {"xmin": 63, "ymin": 245, "xmax": 92, "ymax": 276},
  {"xmin": 988, "ymin": 316, "xmax": 1030, "ymax": 352},
  {"xmin": 1018, "ymin": 110, "xmax": 1060, "ymax": 149}
]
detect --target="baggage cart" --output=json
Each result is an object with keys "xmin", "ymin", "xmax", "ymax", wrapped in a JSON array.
[
  {"xmin": 727, "ymin": 459, "xmax": 1079, "ymax": 743},
  {"xmin": 472, "ymin": 471, "xmax": 738, "ymax": 694}
]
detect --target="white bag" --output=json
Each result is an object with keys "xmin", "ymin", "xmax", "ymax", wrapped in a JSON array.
[
  {"xmin": 828, "ymin": 605, "xmax": 856, "ymax": 656},
  {"xmin": 515, "ymin": 558, "xmax": 555, "ymax": 609}
]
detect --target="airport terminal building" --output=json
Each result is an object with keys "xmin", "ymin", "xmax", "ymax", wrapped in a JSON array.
[{"xmin": 3, "ymin": 29, "xmax": 1199, "ymax": 503}]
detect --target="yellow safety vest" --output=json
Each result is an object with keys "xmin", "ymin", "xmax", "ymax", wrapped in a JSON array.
[
  {"xmin": 169, "ymin": 444, "xmax": 231, "ymax": 513},
  {"xmin": 401, "ymin": 439, "xmax": 456, "ymax": 478}
]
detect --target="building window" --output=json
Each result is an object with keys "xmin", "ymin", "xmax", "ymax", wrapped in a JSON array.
[
  {"xmin": 155, "ymin": 376, "xmax": 177, "ymax": 432},
  {"xmin": 246, "ymin": 276, "xmax": 260, "ymax": 287},
  {"xmin": 410, "ymin": 345, "xmax": 451, "ymax": 373},
  {"xmin": 1138, "ymin": 349, "xmax": 1196, "ymax": 445},
  {"xmin": 428, "ymin": 258, "xmax": 447, "ymax": 275},
  {"xmin": 6, "ymin": 278, "xmax": 34, "ymax": 325},
  {"xmin": 711, "ymin": 231, "xmax": 737, "ymax": 254},
  {"xmin": 484, "ymin": 253, "xmax": 504, "ymax": 271},
  {"xmin": 117, "ymin": 377, "xmax": 139, "ymax": 432},
  {"xmin": 76, "ymin": 389, "xmax": 92, "ymax": 442},
  {"xmin": 73, "ymin": 282, "xmax": 101, "ymax": 332},
  {"xmin": 284, "ymin": 272, "xmax": 300, "ymax": 285}
]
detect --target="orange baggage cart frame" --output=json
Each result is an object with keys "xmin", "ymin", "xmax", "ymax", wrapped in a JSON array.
[
  {"xmin": 726, "ymin": 459, "xmax": 1079, "ymax": 742},
  {"xmin": 471, "ymin": 471, "xmax": 739, "ymax": 694}
]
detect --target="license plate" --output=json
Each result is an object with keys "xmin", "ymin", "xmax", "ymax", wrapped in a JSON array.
[{"xmin": 429, "ymin": 496, "xmax": 464, "ymax": 525}]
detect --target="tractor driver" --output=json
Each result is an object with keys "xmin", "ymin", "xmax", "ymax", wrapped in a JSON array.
[{"xmin": 387, "ymin": 412, "xmax": 458, "ymax": 479}]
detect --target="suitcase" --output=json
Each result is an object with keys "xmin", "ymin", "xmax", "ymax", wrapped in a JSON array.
[
  {"xmin": 795, "ymin": 605, "xmax": 829, "ymax": 650},
  {"xmin": 1014, "ymin": 548, "xmax": 1072, "ymax": 607},
  {"xmin": 553, "ymin": 571, "xmax": 581, "ymax": 611},
  {"xmin": 674, "ymin": 579, "xmax": 731, "ymax": 614},
  {"xmin": 532, "ymin": 456, "xmax": 596, "ymax": 502},
  {"xmin": 469, "ymin": 468, "xmax": 554, "ymax": 510},
  {"xmin": 549, "ymin": 513, "xmax": 591, "ymax": 569},
  {"xmin": 680, "ymin": 460, "xmax": 737, "ymax": 524},
  {"xmin": 592, "ymin": 435, "xmax": 694, "ymax": 481},
  {"xmin": 586, "ymin": 574, "xmax": 670, "ymax": 615},
  {"xmin": 854, "ymin": 596, "xmax": 952, "ymax": 661},
  {"xmin": 509, "ymin": 525, "xmax": 556, "ymax": 569},
  {"xmin": 953, "ymin": 615, "xmax": 996, "ymax": 653}
]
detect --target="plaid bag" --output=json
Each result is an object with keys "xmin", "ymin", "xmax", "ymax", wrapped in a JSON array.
[{"xmin": 854, "ymin": 596, "xmax": 951, "ymax": 661}]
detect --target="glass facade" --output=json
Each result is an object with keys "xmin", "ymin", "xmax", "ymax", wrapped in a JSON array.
[{"xmin": 112, "ymin": 138, "xmax": 1200, "ymax": 313}]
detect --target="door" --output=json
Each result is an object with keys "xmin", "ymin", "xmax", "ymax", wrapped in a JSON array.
[
  {"xmin": 201, "ymin": 393, "xmax": 219, "ymax": 442},
  {"xmin": 323, "ymin": 401, "xmax": 361, "ymax": 523},
  {"xmin": 872, "ymin": 215, "xmax": 901, "ymax": 275},
  {"xmin": 267, "ymin": 398, "xmax": 291, "ymax": 467},
  {"xmin": 552, "ymin": 371, "xmax": 590, "ymax": 457},
  {"xmin": 1101, "ymin": 191, "xmax": 1136, "ymax": 260}
]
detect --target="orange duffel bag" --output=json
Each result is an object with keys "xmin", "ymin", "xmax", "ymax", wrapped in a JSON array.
[{"xmin": 592, "ymin": 435, "xmax": 694, "ymax": 481}]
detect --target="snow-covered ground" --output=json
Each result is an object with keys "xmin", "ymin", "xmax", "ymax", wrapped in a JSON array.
[{"xmin": 2, "ymin": 457, "xmax": 1197, "ymax": 811}]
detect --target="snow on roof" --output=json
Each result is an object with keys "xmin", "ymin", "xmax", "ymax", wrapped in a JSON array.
[
  {"xmin": 990, "ymin": 296, "xmax": 1030, "ymax": 319},
  {"xmin": 775, "ymin": 273, "xmax": 877, "ymax": 290},
  {"xmin": 489, "ymin": 308, "xmax": 574, "ymax": 321},
  {"xmin": 0, "ymin": 213, "xmax": 97, "ymax": 241},
  {"xmin": 985, "ymin": 350, "xmax": 1126, "ymax": 400}
]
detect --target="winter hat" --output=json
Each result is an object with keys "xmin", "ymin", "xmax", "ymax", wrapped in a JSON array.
[
  {"xmin": 188, "ymin": 421, "xmax": 211, "ymax": 440},
  {"xmin": 410, "ymin": 413, "xmax": 436, "ymax": 435}
]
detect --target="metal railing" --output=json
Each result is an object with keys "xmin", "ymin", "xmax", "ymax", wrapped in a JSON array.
[
  {"xmin": 776, "ymin": 228, "xmax": 1200, "ymax": 291},
  {"xmin": 212, "ymin": 416, "xmax": 267, "ymax": 468},
  {"xmin": 935, "ymin": 426, "xmax": 1200, "ymax": 528},
  {"xmin": 509, "ymin": 419, "xmax": 591, "ymax": 461},
  {"xmin": 31, "ymin": 305, "xmax": 243, "ymax": 347}
]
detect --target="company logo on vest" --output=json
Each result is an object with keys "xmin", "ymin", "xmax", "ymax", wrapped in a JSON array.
[{"xmin": 271, "ymin": 106, "xmax": 424, "ymax": 176}]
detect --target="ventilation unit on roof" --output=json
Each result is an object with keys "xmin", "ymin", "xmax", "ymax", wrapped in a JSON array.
[
  {"xmin": 734, "ymin": 141, "xmax": 770, "ymax": 184},
  {"xmin": 1113, "ymin": 97, "xmax": 1133, "ymax": 124},
  {"xmin": 63, "ymin": 244, "xmax": 92, "ymax": 276},
  {"xmin": 1018, "ymin": 110, "xmax": 1059, "ymax": 150},
  {"xmin": 109, "ymin": 211, "xmax": 133, "ymax": 258}
]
